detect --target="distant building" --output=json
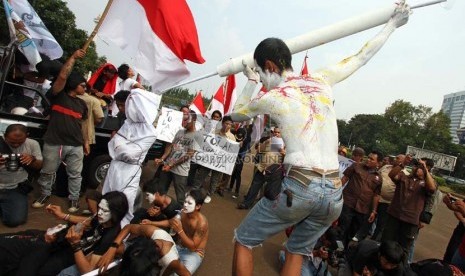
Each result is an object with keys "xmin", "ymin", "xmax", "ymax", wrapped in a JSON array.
[{"xmin": 442, "ymin": 91, "xmax": 465, "ymax": 144}]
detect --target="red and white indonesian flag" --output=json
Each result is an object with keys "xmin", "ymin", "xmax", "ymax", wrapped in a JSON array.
[
  {"xmin": 206, "ymin": 84, "xmax": 224, "ymax": 118},
  {"xmin": 10, "ymin": 0, "xmax": 63, "ymax": 60},
  {"xmin": 223, "ymin": 74, "xmax": 236, "ymax": 115},
  {"xmin": 98, "ymin": 0, "xmax": 205, "ymax": 93},
  {"xmin": 189, "ymin": 90, "xmax": 206, "ymax": 116}
]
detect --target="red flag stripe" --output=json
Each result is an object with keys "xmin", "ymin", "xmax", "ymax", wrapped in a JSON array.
[
  {"xmin": 137, "ymin": 0, "xmax": 205, "ymax": 64},
  {"xmin": 51, "ymin": 105, "xmax": 82, "ymax": 119},
  {"xmin": 191, "ymin": 91, "xmax": 206, "ymax": 114},
  {"xmin": 301, "ymin": 56, "xmax": 309, "ymax": 76},
  {"xmin": 223, "ymin": 74, "xmax": 236, "ymax": 113}
]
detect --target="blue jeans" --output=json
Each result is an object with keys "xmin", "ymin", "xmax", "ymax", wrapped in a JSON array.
[
  {"xmin": 57, "ymin": 264, "xmax": 80, "ymax": 276},
  {"xmin": 37, "ymin": 143, "xmax": 83, "ymax": 200},
  {"xmin": 278, "ymin": 250, "xmax": 331, "ymax": 276},
  {"xmin": 235, "ymin": 176, "xmax": 343, "ymax": 255},
  {"xmin": 0, "ymin": 188, "xmax": 28, "ymax": 227},
  {"xmin": 177, "ymin": 245, "xmax": 203, "ymax": 275}
]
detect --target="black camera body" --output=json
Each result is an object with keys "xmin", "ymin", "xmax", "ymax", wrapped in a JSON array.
[
  {"xmin": 1, "ymin": 153, "xmax": 22, "ymax": 171},
  {"xmin": 410, "ymin": 158, "xmax": 420, "ymax": 166},
  {"xmin": 328, "ymin": 240, "xmax": 345, "ymax": 267}
]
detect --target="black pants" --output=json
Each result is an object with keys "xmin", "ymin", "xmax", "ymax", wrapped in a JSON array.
[
  {"xmin": 381, "ymin": 214, "xmax": 418, "ymax": 254},
  {"xmin": 229, "ymin": 162, "xmax": 244, "ymax": 194},
  {"xmin": 444, "ymin": 222, "xmax": 465, "ymax": 263},
  {"xmin": 0, "ymin": 230, "xmax": 51, "ymax": 276},
  {"xmin": 338, "ymin": 204, "xmax": 371, "ymax": 246},
  {"xmin": 372, "ymin": 202, "xmax": 390, "ymax": 241}
]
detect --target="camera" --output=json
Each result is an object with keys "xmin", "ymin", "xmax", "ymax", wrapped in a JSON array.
[
  {"xmin": 328, "ymin": 240, "xmax": 345, "ymax": 267},
  {"xmin": 410, "ymin": 158, "xmax": 420, "ymax": 166},
  {"xmin": 1, "ymin": 153, "xmax": 22, "ymax": 171}
]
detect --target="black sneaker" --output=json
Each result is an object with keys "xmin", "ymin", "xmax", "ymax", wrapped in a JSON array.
[
  {"xmin": 68, "ymin": 200, "xmax": 80, "ymax": 213},
  {"xmin": 32, "ymin": 195, "xmax": 50, "ymax": 208}
]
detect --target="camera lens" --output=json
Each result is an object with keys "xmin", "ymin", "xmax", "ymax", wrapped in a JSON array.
[{"xmin": 5, "ymin": 153, "xmax": 21, "ymax": 171}]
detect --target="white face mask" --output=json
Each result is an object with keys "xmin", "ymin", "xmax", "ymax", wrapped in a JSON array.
[
  {"xmin": 257, "ymin": 67, "xmax": 283, "ymax": 91},
  {"xmin": 145, "ymin": 192, "xmax": 156, "ymax": 204},
  {"xmin": 183, "ymin": 195, "xmax": 196, "ymax": 214},
  {"xmin": 97, "ymin": 199, "xmax": 112, "ymax": 224}
]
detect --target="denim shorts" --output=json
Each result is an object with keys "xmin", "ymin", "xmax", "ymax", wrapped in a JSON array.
[{"xmin": 234, "ymin": 175, "xmax": 343, "ymax": 256}]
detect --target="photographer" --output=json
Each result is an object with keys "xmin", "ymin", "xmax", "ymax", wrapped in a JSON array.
[
  {"xmin": 0, "ymin": 123, "xmax": 42, "ymax": 227},
  {"xmin": 382, "ymin": 158, "xmax": 436, "ymax": 255}
]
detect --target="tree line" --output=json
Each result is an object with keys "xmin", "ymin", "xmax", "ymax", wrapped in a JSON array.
[{"xmin": 338, "ymin": 99, "xmax": 465, "ymax": 179}]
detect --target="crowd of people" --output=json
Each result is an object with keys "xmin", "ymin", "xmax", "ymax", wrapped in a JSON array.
[{"xmin": 2, "ymin": 1, "xmax": 465, "ymax": 275}]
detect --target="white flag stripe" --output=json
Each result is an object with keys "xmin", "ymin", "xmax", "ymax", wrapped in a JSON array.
[{"xmin": 10, "ymin": 0, "xmax": 63, "ymax": 59}]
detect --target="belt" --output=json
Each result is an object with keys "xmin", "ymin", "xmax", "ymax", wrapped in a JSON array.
[{"xmin": 287, "ymin": 168, "xmax": 341, "ymax": 188}]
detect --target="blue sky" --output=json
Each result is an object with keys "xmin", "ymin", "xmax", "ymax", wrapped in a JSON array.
[{"xmin": 66, "ymin": 0, "xmax": 464, "ymax": 120}]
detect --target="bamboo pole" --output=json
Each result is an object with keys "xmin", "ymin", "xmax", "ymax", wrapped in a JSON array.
[{"xmin": 82, "ymin": 0, "xmax": 114, "ymax": 51}]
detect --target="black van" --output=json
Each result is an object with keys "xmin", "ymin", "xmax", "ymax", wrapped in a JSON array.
[{"xmin": 0, "ymin": 44, "xmax": 164, "ymax": 190}]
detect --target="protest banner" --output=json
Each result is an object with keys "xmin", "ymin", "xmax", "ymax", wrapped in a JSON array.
[
  {"xmin": 203, "ymin": 117, "xmax": 220, "ymax": 134},
  {"xmin": 338, "ymin": 155, "xmax": 354, "ymax": 178},
  {"xmin": 156, "ymin": 107, "xmax": 183, "ymax": 143},
  {"xmin": 193, "ymin": 131, "xmax": 239, "ymax": 175}
]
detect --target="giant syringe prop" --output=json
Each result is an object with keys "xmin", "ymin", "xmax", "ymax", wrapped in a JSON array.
[{"xmin": 163, "ymin": 0, "xmax": 446, "ymax": 92}]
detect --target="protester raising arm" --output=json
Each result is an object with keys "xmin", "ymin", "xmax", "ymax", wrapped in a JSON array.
[
  {"xmin": 315, "ymin": 1, "xmax": 410, "ymax": 86},
  {"xmin": 51, "ymin": 49, "xmax": 86, "ymax": 95}
]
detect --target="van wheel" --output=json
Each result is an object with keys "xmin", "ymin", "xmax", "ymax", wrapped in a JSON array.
[{"xmin": 87, "ymin": 155, "xmax": 112, "ymax": 189}]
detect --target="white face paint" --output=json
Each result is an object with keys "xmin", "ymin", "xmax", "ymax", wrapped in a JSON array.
[
  {"xmin": 97, "ymin": 199, "xmax": 112, "ymax": 224},
  {"xmin": 257, "ymin": 67, "xmax": 283, "ymax": 91},
  {"xmin": 145, "ymin": 192, "xmax": 156, "ymax": 204},
  {"xmin": 183, "ymin": 195, "xmax": 196, "ymax": 214}
]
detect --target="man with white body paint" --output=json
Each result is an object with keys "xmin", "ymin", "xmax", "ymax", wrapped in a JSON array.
[
  {"xmin": 169, "ymin": 189, "xmax": 209, "ymax": 275},
  {"xmin": 230, "ymin": 3, "xmax": 410, "ymax": 275}
]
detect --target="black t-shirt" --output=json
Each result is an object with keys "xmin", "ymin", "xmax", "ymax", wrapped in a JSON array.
[
  {"xmin": 350, "ymin": 240, "xmax": 416, "ymax": 276},
  {"xmin": 162, "ymin": 198, "xmax": 182, "ymax": 219},
  {"xmin": 80, "ymin": 217, "xmax": 120, "ymax": 255},
  {"xmin": 92, "ymin": 76, "xmax": 106, "ymax": 92},
  {"xmin": 44, "ymin": 90, "xmax": 88, "ymax": 146}
]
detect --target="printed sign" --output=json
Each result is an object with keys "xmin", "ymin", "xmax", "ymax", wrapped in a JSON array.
[
  {"xmin": 338, "ymin": 155, "xmax": 354, "ymax": 178},
  {"xmin": 193, "ymin": 132, "xmax": 240, "ymax": 175},
  {"xmin": 406, "ymin": 146, "xmax": 457, "ymax": 171},
  {"xmin": 156, "ymin": 107, "xmax": 183, "ymax": 143},
  {"xmin": 202, "ymin": 117, "xmax": 220, "ymax": 134}
]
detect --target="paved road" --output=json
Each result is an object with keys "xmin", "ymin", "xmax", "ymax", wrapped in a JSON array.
[{"xmin": 0, "ymin": 160, "xmax": 458, "ymax": 275}]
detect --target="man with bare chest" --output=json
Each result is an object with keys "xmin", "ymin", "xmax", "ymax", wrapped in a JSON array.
[{"xmin": 170, "ymin": 189, "xmax": 209, "ymax": 274}]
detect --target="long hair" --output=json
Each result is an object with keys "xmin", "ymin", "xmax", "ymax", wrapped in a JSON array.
[
  {"xmin": 101, "ymin": 191, "xmax": 128, "ymax": 227},
  {"xmin": 120, "ymin": 237, "xmax": 162, "ymax": 276}
]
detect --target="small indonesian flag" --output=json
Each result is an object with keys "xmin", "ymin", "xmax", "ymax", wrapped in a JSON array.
[
  {"xmin": 189, "ymin": 90, "xmax": 206, "ymax": 116},
  {"xmin": 301, "ymin": 55, "xmax": 309, "ymax": 76},
  {"xmin": 206, "ymin": 84, "xmax": 225, "ymax": 118},
  {"xmin": 223, "ymin": 74, "xmax": 237, "ymax": 115}
]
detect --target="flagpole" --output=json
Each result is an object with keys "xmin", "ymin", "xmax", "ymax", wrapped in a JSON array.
[
  {"xmin": 216, "ymin": 0, "xmax": 447, "ymax": 77},
  {"xmin": 162, "ymin": 71, "xmax": 218, "ymax": 92},
  {"xmin": 82, "ymin": 0, "xmax": 114, "ymax": 51}
]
